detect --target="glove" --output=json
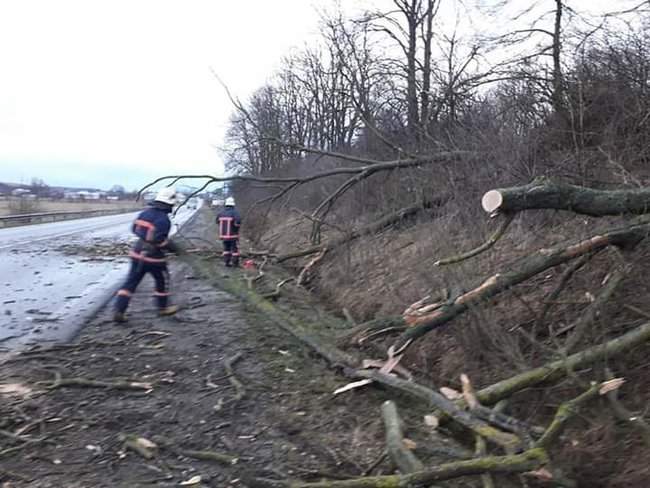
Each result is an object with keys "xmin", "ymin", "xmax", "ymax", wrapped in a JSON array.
[{"xmin": 164, "ymin": 239, "xmax": 185, "ymax": 255}]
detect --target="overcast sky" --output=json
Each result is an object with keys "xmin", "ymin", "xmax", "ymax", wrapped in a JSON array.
[
  {"xmin": 0, "ymin": 0, "xmax": 637, "ymax": 190},
  {"xmin": 0, "ymin": 0, "xmax": 333, "ymax": 190}
]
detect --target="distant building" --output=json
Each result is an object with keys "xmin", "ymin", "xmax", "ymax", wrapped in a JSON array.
[{"xmin": 64, "ymin": 190, "xmax": 106, "ymax": 200}]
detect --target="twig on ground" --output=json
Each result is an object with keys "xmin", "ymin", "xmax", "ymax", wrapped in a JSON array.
[
  {"xmin": 152, "ymin": 435, "xmax": 238, "ymax": 465},
  {"xmin": 261, "ymin": 277, "xmax": 295, "ymax": 300},
  {"xmin": 224, "ymin": 352, "xmax": 246, "ymax": 400},
  {"xmin": 39, "ymin": 371, "xmax": 153, "ymax": 391}
]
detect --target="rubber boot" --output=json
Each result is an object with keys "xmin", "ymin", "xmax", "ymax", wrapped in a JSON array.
[
  {"xmin": 159, "ymin": 305, "xmax": 179, "ymax": 317},
  {"xmin": 232, "ymin": 256, "xmax": 239, "ymax": 268},
  {"xmin": 113, "ymin": 312, "xmax": 128, "ymax": 323},
  {"xmin": 224, "ymin": 254, "xmax": 232, "ymax": 267}
]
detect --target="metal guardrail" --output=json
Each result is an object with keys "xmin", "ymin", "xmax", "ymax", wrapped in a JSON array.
[{"xmin": 0, "ymin": 208, "xmax": 142, "ymax": 228}]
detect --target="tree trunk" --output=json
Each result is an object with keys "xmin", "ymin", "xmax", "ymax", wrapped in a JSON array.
[{"xmin": 482, "ymin": 178, "xmax": 650, "ymax": 216}]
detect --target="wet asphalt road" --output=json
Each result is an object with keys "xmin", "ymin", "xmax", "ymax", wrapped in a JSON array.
[{"xmin": 0, "ymin": 205, "xmax": 197, "ymax": 351}]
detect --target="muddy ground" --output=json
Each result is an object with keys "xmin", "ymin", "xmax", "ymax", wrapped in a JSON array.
[{"xmin": 0, "ymin": 211, "xmax": 480, "ymax": 488}]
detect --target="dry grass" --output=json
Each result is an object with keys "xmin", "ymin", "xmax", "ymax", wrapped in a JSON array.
[{"xmin": 0, "ymin": 197, "xmax": 139, "ymax": 216}]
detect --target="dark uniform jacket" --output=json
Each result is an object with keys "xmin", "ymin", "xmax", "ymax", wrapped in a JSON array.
[
  {"xmin": 216, "ymin": 207, "xmax": 241, "ymax": 240},
  {"xmin": 129, "ymin": 202, "xmax": 177, "ymax": 264}
]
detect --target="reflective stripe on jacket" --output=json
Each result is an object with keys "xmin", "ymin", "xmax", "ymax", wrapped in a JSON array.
[
  {"xmin": 130, "ymin": 203, "xmax": 172, "ymax": 263},
  {"xmin": 216, "ymin": 207, "xmax": 241, "ymax": 240}
]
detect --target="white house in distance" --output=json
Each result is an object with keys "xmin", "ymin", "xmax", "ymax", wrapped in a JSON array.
[{"xmin": 64, "ymin": 190, "xmax": 106, "ymax": 200}]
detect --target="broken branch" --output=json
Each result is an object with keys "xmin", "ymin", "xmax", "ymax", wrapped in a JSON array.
[
  {"xmin": 380, "ymin": 400, "xmax": 423, "ymax": 473},
  {"xmin": 435, "ymin": 213, "xmax": 514, "ymax": 266},
  {"xmin": 393, "ymin": 220, "xmax": 650, "ymax": 354},
  {"xmin": 244, "ymin": 448, "xmax": 548, "ymax": 487},
  {"xmin": 475, "ymin": 323, "xmax": 650, "ymax": 405}
]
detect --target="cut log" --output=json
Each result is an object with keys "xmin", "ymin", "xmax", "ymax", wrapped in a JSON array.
[
  {"xmin": 380, "ymin": 400, "xmax": 423, "ymax": 473},
  {"xmin": 482, "ymin": 178, "xmax": 650, "ymax": 216},
  {"xmin": 393, "ymin": 220, "xmax": 650, "ymax": 354}
]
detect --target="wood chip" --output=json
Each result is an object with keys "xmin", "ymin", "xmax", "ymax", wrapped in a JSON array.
[
  {"xmin": 179, "ymin": 475, "xmax": 202, "ymax": 485},
  {"xmin": 439, "ymin": 386, "xmax": 462, "ymax": 400},
  {"xmin": 599, "ymin": 377, "xmax": 625, "ymax": 395},
  {"xmin": 423, "ymin": 414, "xmax": 439, "ymax": 428},
  {"xmin": 333, "ymin": 379, "xmax": 373, "ymax": 395}
]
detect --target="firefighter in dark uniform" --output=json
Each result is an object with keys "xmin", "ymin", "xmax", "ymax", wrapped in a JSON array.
[
  {"xmin": 113, "ymin": 186, "xmax": 181, "ymax": 323},
  {"xmin": 216, "ymin": 197, "xmax": 241, "ymax": 267}
]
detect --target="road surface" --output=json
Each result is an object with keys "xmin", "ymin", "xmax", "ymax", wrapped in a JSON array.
[{"xmin": 0, "ymin": 205, "xmax": 197, "ymax": 351}]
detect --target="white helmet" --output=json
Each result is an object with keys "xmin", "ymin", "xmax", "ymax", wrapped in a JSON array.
[
  {"xmin": 155, "ymin": 187, "xmax": 177, "ymax": 205},
  {"xmin": 225, "ymin": 196, "xmax": 235, "ymax": 206}
]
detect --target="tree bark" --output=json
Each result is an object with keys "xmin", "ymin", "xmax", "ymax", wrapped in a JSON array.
[
  {"xmin": 380, "ymin": 400, "xmax": 423, "ymax": 473},
  {"xmin": 482, "ymin": 178, "xmax": 650, "ymax": 216},
  {"xmin": 244, "ymin": 448, "xmax": 548, "ymax": 488}
]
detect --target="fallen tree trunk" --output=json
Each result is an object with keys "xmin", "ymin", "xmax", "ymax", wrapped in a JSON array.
[
  {"xmin": 244, "ymin": 448, "xmax": 548, "ymax": 488},
  {"xmin": 475, "ymin": 322, "xmax": 650, "ymax": 405},
  {"xmin": 482, "ymin": 178, "xmax": 650, "ymax": 216},
  {"xmin": 392, "ymin": 220, "xmax": 650, "ymax": 354},
  {"xmin": 183, "ymin": 255, "xmax": 358, "ymax": 369},
  {"xmin": 276, "ymin": 204, "xmax": 423, "ymax": 263}
]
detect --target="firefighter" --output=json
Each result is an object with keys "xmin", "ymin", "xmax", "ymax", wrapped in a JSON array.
[
  {"xmin": 113, "ymin": 186, "xmax": 181, "ymax": 323},
  {"xmin": 216, "ymin": 196, "xmax": 241, "ymax": 267}
]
